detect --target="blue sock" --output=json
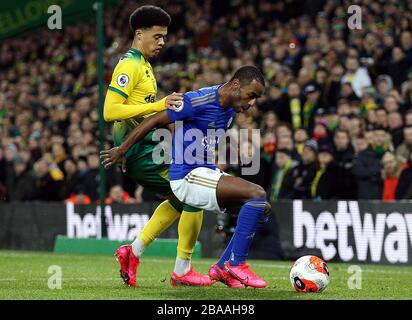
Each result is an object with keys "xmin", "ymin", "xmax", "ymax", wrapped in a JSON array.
[
  {"xmin": 217, "ymin": 235, "xmax": 234, "ymax": 268},
  {"xmin": 217, "ymin": 199, "xmax": 269, "ymax": 268},
  {"xmin": 229, "ymin": 198, "xmax": 266, "ymax": 266}
]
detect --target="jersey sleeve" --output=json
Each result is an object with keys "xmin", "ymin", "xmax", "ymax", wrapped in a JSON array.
[
  {"xmin": 166, "ymin": 93, "xmax": 195, "ymax": 122},
  {"xmin": 108, "ymin": 59, "xmax": 143, "ymax": 99}
]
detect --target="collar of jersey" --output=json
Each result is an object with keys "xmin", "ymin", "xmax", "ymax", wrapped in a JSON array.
[
  {"xmin": 214, "ymin": 84, "xmax": 223, "ymax": 108},
  {"xmin": 128, "ymin": 48, "xmax": 144, "ymax": 61}
]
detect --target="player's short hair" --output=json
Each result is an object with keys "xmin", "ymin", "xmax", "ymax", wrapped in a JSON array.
[
  {"xmin": 230, "ymin": 66, "xmax": 265, "ymax": 87},
  {"xmin": 129, "ymin": 5, "xmax": 171, "ymax": 32}
]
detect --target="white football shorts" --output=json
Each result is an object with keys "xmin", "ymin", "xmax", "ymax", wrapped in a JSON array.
[{"xmin": 170, "ymin": 167, "xmax": 229, "ymax": 214}]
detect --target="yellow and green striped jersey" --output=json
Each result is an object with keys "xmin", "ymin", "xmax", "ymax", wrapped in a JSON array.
[{"xmin": 108, "ymin": 48, "xmax": 158, "ymax": 144}]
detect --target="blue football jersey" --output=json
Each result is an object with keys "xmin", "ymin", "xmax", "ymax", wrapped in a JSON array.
[{"xmin": 166, "ymin": 85, "xmax": 235, "ymax": 180}]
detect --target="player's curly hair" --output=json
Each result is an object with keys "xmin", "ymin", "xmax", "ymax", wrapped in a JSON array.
[
  {"xmin": 230, "ymin": 66, "xmax": 265, "ymax": 87},
  {"xmin": 129, "ymin": 5, "xmax": 171, "ymax": 32}
]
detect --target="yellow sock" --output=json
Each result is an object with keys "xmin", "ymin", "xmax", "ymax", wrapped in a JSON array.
[
  {"xmin": 137, "ymin": 200, "xmax": 180, "ymax": 246},
  {"xmin": 176, "ymin": 209, "xmax": 203, "ymax": 260}
]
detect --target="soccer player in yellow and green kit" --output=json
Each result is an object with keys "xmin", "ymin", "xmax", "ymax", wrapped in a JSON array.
[{"xmin": 104, "ymin": 5, "xmax": 213, "ymax": 287}]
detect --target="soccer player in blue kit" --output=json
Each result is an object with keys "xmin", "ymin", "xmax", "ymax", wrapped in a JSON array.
[{"xmin": 101, "ymin": 66, "xmax": 270, "ymax": 288}]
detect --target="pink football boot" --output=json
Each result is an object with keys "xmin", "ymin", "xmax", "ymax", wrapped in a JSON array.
[
  {"xmin": 115, "ymin": 244, "xmax": 140, "ymax": 287},
  {"xmin": 208, "ymin": 263, "xmax": 246, "ymax": 288},
  {"xmin": 224, "ymin": 261, "xmax": 267, "ymax": 288},
  {"xmin": 170, "ymin": 266, "xmax": 216, "ymax": 287}
]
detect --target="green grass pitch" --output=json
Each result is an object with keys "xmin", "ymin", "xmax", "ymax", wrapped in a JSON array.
[{"xmin": 0, "ymin": 250, "xmax": 411, "ymax": 300}]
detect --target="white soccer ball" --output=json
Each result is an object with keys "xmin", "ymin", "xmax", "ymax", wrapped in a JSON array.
[{"xmin": 289, "ymin": 255, "xmax": 330, "ymax": 293}]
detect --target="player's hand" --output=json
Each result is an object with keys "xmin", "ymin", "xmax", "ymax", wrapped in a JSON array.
[
  {"xmin": 100, "ymin": 147, "xmax": 127, "ymax": 173},
  {"xmin": 264, "ymin": 201, "xmax": 272, "ymax": 215},
  {"xmin": 260, "ymin": 202, "xmax": 272, "ymax": 224},
  {"xmin": 165, "ymin": 92, "xmax": 184, "ymax": 111}
]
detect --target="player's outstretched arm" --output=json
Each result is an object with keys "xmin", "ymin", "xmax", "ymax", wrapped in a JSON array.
[
  {"xmin": 100, "ymin": 110, "xmax": 172, "ymax": 171},
  {"xmin": 103, "ymin": 90, "xmax": 184, "ymax": 122}
]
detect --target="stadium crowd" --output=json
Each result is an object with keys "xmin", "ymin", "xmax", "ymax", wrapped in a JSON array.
[{"xmin": 2, "ymin": 0, "xmax": 412, "ymax": 203}]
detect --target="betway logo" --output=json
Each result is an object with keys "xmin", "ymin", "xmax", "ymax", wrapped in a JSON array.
[
  {"xmin": 66, "ymin": 203, "xmax": 149, "ymax": 241},
  {"xmin": 293, "ymin": 200, "xmax": 412, "ymax": 263}
]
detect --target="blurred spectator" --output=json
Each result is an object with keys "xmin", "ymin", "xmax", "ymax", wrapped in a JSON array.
[
  {"xmin": 405, "ymin": 110, "xmax": 412, "ymax": 126},
  {"xmin": 312, "ymin": 122, "xmax": 330, "ymax": 146},
  {"xmin": 311, "ymin": 144, "xmax": 339, "ymax": 200},
  {"xmin": 32, "ymin": 158, "xmax": 64, "ymax": 201},
  {"xmin": 268, "ymin": 149, "xmax": 298, "ymax": 201},
  {"xmin": 381, "ymin": 152, "xmax": 407, "ymax": 201},
  {"xmin": 105, "ymin": 185, "xmax": 135, "ymax": 204},
  {"xmin": 61, "ymin": 158, "xmax": 81, "ymax": 199},
  {"xmin": 376, "ymin": 75, "xmax": 393, "ymax": 103},
  {"xmin": 348, "ymin": 115, "xmax": 365, "ymax": 140},
  {"xmin": 7, "ymin": 157, "xmax": 34, "ymax": 201},
  {"xmin": 293, "ymin": 128, "xmax": 309, "ymax": 155},
  {"xmin": 340, "ymin": 82, "xmax": 361, "ymax": 102},
  {"xmin": 341, "ymin": 57, "xmax": 372, "ymax": 98},
  {"xmin": 352, "ymin": 136, "xmax": 383, "ymax": 199},
  {"xmin": 302, "ymin": 82, "xmax": 323, "ymax": 132},
  {"xmin": 383, "ymin": 95, "xmax": 401, "ymax": 114},
  {"xmin": 80, "ymin": 153, "xmax": 101, "ymax": 201},
  {"xmin": 65, "ymin": 185, "xmax": 92, "ymax": 205},
  {"xmin": 52, "ymin": 142, "xmax": 68, "ymax": 172},
  {"xmin": 396, "ymin": 126, "xmax": 412, "ymax": 161},
  {"xmin": 293, "ymin": 139, "xmax": 317, "ymax": 199},
  {"xmin": 375, "ymin": 109, "xmax": 389, "ymax": 129},
  {"xmin": 276, "ymin": 81, "xmax": 304, "ymax": 129},
  {"xmin": 262, "ymin": 131, "xmax": 276, "ymax": 157},
  {"xmin": 333, "ymin": 129, "xmax": 356, "ymax": 199},
  {"xmin": 276, "ymin": 134, "xmax": 300, "ymax": 162},
  {"xmin": 260, "ymin": 111, "xmax": 278, "ymax": 134},
  {"xmin": 388, "ymin": 111, "xmax": 404, "ymax": 148},
  {"xmin": 395, "ymin": 152, "xmax": 412, "ymax": 199},
  {"xmin": 387, "ymin": 47, "xmax": 409, "ymax": 88},
  {"xmin": 326, "ymin": 64, "xmax": 345, "ymax": 107},
  {"xmin": 259, "ymin": 86, "xmax": 282, "ymax": 114},
  {"xmin": 371, "ymin": 127, "xmax": 393, "ymax": 157},
  {"xmin": 275, "ymin": 123, "xmax": 293, "ymax": 139}
]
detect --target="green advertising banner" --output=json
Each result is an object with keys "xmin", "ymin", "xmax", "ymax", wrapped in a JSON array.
[{"xmin": 0, "ymin": 0, "xmax": 118, "ymax": 40}]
